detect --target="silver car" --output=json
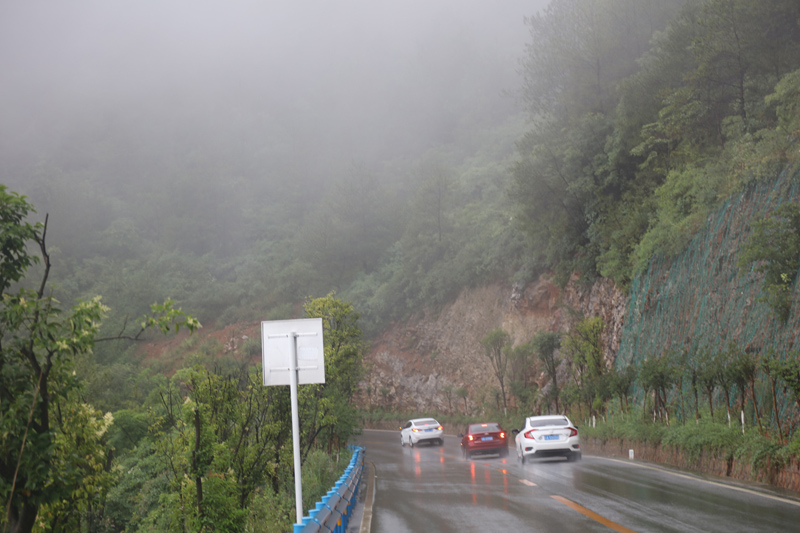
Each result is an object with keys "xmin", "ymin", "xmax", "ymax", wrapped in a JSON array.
[
  {"xmin": 400, "ymin": 418, "xmax": 444, "ymax": 447},
  {"xmin": 512, "ymin": 415, "xmax": 581, "ymax": 463}
]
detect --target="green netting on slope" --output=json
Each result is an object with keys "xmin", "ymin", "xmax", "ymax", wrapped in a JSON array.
[{"xmin": 615, "ymin": 167, "xmax": 800, "ymax": 426}]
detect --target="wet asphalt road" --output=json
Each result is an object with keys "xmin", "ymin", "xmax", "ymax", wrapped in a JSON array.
[{"xmin": 355, "ymin": 429, "xmax": 800, "ymax": 532}]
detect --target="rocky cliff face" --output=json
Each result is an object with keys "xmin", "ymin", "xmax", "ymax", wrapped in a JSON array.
[{"xmin": 358, "ymin": 274, "xmax": 627, "ymax": 413}]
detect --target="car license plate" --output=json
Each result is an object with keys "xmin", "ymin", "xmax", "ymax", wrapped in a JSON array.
[
  {"xmin": 425, "ymin": 428, "xmax": 434, "ymax": 432},
  {"xmin": 481, "ymin": 436, "xmax": 492, "ymax": 441},
  {"xmin": 544, "ymin": 435, "xmax": 559, "ymax": 441}
]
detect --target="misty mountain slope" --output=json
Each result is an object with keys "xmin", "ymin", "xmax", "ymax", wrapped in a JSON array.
[{"xmin": 0, "ymin": 2, "xmax": 547, "ymax": 347}]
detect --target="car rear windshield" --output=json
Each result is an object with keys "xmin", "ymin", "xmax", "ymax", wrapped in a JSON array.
[
  {"xmin": 415, "ymin": 419, "xmax": 439, "ymax": 426},
  {"xmin": 469, "ymin": 423, "xmax": 500, "ymax": 433},
  {"xmin": 528, "ymin": 417, "xmax": 568, "ymax": 428}
]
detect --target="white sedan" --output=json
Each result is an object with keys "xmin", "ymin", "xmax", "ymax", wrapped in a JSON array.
[
  {"xmin": 512, "ymin": 415, "xmax": 581, "ymax": 463},
  {"xmin": 400, "ymin": 418, "xmax": 444, "ymax": 447}
]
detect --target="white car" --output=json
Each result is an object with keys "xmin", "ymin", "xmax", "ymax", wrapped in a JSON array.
[
  {"xmin": 400, "ymin": 418, "xmax": 444, "ymax": 447},
  {"xmin": 512, "ymin": 415, "xmax": 581, "ymax": 463}
]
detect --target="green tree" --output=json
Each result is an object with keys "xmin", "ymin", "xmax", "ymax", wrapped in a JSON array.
[
  {"xmin": 610, "ymin": 364, "xmax": 637, "ymax": 415},
  {"xmin": 455, "ymin": 386, "xmax": 469, "ymax": 414},
  {"xmin": 761, "ymin": 350, "xmax": 785, "ymax": 441},
  {"xmin": 531, "ymin": 331, "xmax": 561, "ymax": 413},
  {"xmin": 0, "ymin": 188, "xmax": 199, "ymax": 533},
  {"xmin": 562, "ymin": 316, "xmax": 607, "ymax": 415},
  {"xmin": 301, "ymin": 293, "xmax": 365, "ymax": 455},
  {"xmin": 773, "ymin": 353, "xmax": 800, "ymax": 437},
  {"xmin": 738, "ymin": 202, "xmax": 800, "ymax": 320},
  {"xmin": 479, "ymin": 328, "xmax": 511, "ymax": 412},
  {"xmin": 696, "ymin": 348, "xmax": 719, "ymax": 418},
  {"xmin": 411, "ymin": 159, "xmax": 456, "ymax": 244},
  {"xmin": 146, "ymin": 366, "xmax": 275, "ymax": 532},
  {"xmin": 507, "ymin": 341, "xmax": 538, "ymax": 413},
  {"xmin": 639, "ymin": 353, "xmax": 678, "ymax": 422}
]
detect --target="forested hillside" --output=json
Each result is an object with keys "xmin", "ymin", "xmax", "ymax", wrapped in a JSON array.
[
  {"xmin": 4, "ymin": 0, "xmax": 800, "ymax": 530},
  {"xmin": 512, "ymin": 0, "xmax": 800, "ymax": 287}
]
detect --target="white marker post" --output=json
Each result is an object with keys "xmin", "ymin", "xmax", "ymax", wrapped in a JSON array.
[{"xmin": 262, "ymin": 318, "xmax": 325, "ymax": 527}]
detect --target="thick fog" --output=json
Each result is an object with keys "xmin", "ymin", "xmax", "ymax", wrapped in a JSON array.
[{"xmin": 1, "ymin": 0, "xmax": 548, "ymax": 188}]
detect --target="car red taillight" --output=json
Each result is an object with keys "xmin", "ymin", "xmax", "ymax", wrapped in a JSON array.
[
  {"xmin": 468, "ymin": 435, "xmax": 474, "ymax": 441},
  {"xmin": 438, "ymin": 425, "xmax": 443, "ymax": 431},
  {"xmin": 524, "ymin": 429, "xmax": 538, "ymax": 439},
  {"xmin": 500, "ymin": 432, "xmax": 505, "ymax": 439},
  {"xmin": 412, "ymin": 428, "xmax": 419, "ymax": 432},
  {"xmin": 567, "ymin": 427, "xmax": 578, "ymax": 437}
]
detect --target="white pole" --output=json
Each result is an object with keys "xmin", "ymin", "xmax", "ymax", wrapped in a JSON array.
[{"xmin": 289, "ymin": 332, "xmax": 304, "ymax": 525}]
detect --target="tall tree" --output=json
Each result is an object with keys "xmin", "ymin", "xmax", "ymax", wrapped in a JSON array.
[
  {"xmin": 0, "ymin": 187, "xmax": 199, "ymax": 533},
  {"xmin": 532, "ymin": 331, "xmax": 562, "ymax": 413},
  {"xmin": 479, "ymin": 328, "xmax": 511, "ymax": 412},
  {"xmin": 300, "ymin": 293, "xmax": 366, "ymax": 456}
]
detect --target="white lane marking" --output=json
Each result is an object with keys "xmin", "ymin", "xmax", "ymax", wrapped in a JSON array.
[
  {"xmin": 519, "ymin": 479, "xmax": 537, "ymax": 486},
  {"xmin": 592, "ymin": 455, "xmax": 800, "ymax": 508}
]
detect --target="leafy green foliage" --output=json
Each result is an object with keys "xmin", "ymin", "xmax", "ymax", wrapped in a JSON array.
[
  {"xmin": 0, "ymin": 186, "xmax": 40, "ymax": 293},
  {"xmin": 479, "ymin": 329, "xmax": 511, "ymax": 410},
  {"xmin": 123, "ymin": 293, "xmax": 365, "ymax": 530},
  {"xmin": 738, "ymin": 202, "xmax": 800, "ymax": 320},
  {"xmin": 0, "ymin": 190, "xmax": 199, "ymax": 533},
  {"xmin": 144, "ymin": 366, "xmax": 282, "ymax": 531},
  {"xmin": 512, "ymin": 0, "xmax": 800, "ymax": 283},
  {"xmin": 529, "ymin": 330, "xmax": 562, "ymax": 413},
  {"xmin": 561, "ymin": 317, "xmax": 609, "ymax": 416},
  {"xmin": 301, "ymin": 293, "xmax": 366, "ymax": 452}
]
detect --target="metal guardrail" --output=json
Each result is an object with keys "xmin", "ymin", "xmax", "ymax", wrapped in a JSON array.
[{"xmin": 291, "ymin": 445, "xmax": 365, "ymax": 533}]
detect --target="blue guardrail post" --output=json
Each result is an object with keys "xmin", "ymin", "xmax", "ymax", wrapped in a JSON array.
[{"xmin": 291, "ymin": 445, "xmax": 365, "ymax": 533}]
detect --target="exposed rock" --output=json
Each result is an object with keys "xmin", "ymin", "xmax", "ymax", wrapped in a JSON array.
[{"xmin": 358, "ymin": 275, "xmax": 627, "ymax": 413}]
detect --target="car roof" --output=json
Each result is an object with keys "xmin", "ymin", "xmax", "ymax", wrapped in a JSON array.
[{"xmin": 411, "ymin": 418, "xmax": 439, "ymax": 425}]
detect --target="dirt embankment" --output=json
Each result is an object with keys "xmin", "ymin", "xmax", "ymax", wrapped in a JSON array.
[{"xmin": 357, "ymin": 275, "xmax": 626, "ymax": 414}]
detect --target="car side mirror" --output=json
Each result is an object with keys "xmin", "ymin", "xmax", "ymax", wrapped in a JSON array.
[
  {"xmin": 457, "ymin": 433, "xmax": 463, "ymax": 438},
  {"xmin": 511, "ymin": 429, "xmax": 519, "ymax": 434}
]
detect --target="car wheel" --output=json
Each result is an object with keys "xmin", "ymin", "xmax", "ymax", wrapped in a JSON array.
[
  {"xmin": 438, "ymin": 438, "xmax": 444, "ymax": 446},
  {"xmin": 567, "ymin": 452, "xmax": 579, "ymax": 462},
  {"xmin": 400, "ymin": 436, "xmax": 405, "ymax": 447},
  {"xmin": 408, "ymin": 437, "xmax": 413, "ymax": 448},
  {"xmin": 466, "ymin": 450, "xmax": 472, "ymax": 460}
]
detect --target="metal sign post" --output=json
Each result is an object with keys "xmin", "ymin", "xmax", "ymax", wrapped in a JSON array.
[{"xmin": 262, "ymin": 318, "xmax": 325, "ymax": 527}]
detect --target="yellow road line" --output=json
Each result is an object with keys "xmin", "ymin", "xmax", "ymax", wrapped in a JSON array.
[{"xmin": 551, "ymin": 495, "xmax": 637, "ymax": 533}]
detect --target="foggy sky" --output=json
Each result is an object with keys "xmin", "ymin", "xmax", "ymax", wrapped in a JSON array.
[{"xmin": 1, "ymin": 1, "xmax": 549, "ymax": 182}]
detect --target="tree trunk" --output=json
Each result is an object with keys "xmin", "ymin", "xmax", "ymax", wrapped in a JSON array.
[
  {"xmin": 750, "ymin": 377, "xmax": 763, "ymax": 434},
  {"xmin": 769, "ymin": 375, "xmax": 784, "ymax": 442},
  {"xmin": 193, "ymin": 408, "xmax": 204, "ymax": 522},
  {"xmin": 707, "ymin": 387, "xmax": 714, "ymax": 418},
  {"xmin": 7, "ymin": 501, "xmax": 39, "ymax": 533}
]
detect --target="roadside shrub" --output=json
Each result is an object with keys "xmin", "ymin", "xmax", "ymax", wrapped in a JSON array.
[
  {"xmin": 662, "ymin": 418, "xmax": 740, "ymax": 462},
  {"xmin": 301, "ymin": 449, "xmax": 353, "ymax": 512},
  {"xmin": 245, "ymin": 487, "xmax": 293, "ymax": 533}
]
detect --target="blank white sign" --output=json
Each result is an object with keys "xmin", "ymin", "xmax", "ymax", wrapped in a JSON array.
[{"xmin": 262, "ymin": 318, "xmax": 325, "ymax": 386}]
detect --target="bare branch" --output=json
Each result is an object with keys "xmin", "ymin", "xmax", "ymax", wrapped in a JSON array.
[{"xmin": 35, "ymin": 214, "xmax": 50, "ymax": 300}]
